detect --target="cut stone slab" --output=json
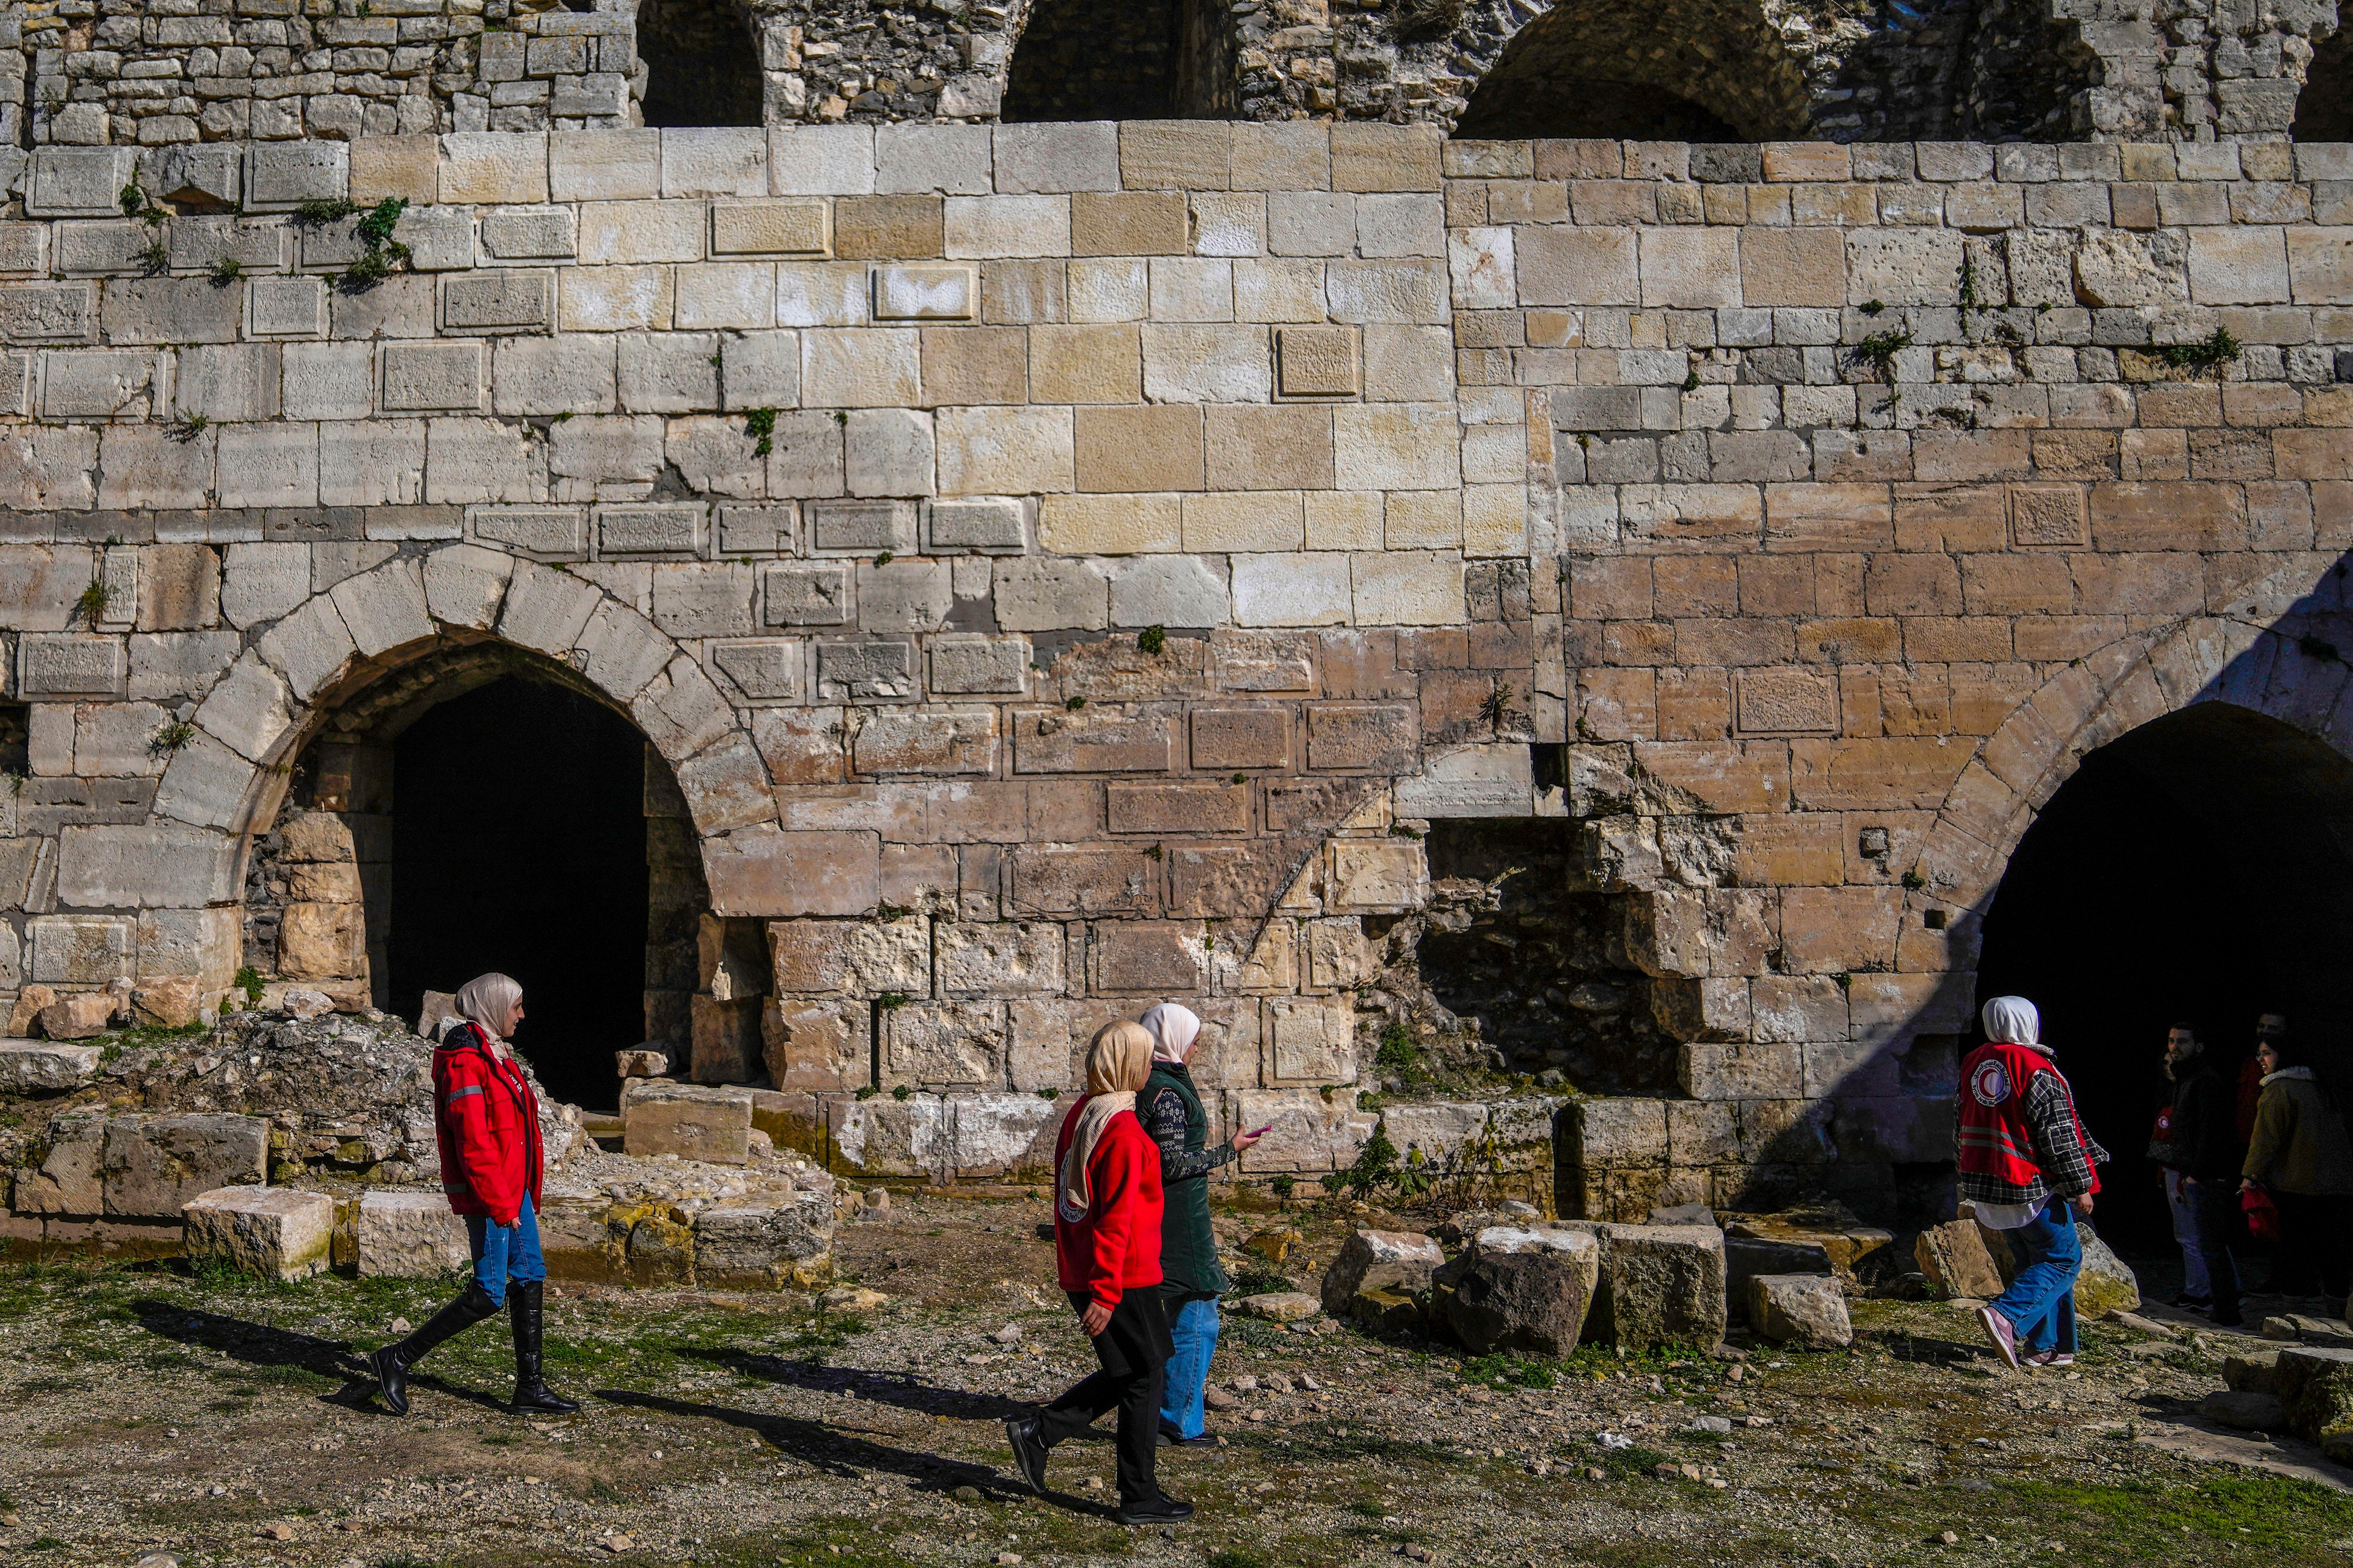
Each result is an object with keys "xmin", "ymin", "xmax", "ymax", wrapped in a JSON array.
[
  {"xmin": 1433, "ymin": 1223, "xmax": 1599, "ymax": 1355},
  {"xmin": 1592, "ymin": 1223, "xmax": 1728, "ymax": 1351},
  {"xmin": 1320, "ymin": 1227, "xmax": 1444, "ymax": 1320},
  {"xmin": 2263, "ymin": 1314, "xmax": 2353, "ymax": 1348},
  {"xmin": 356, "ymin": 1190, "xmax": 472, "ymax": 1277},
  {"xmin": 2224, "ymin": 1347, "xmax": 2284, "ymax": 1394},
  {"xmin": 1723, "ymin": 1210, "xmax": 1894, "ymax": 1282},
  {"xmin": 2276, "ymin": 1345, "xmax": 2353, "ymax": 1448},
  {"xmin": 0, "ymin": 1039, "xmax": 104, "ymax": 1092},
  {"xmin": 2199, "ymin": 1390, "xmax": 2287, "ymax": 1431},
  {"xmin": 103, "ymin": 1113, "xmax": 271, "ymax": 1217},
  {"xmin": 182, "ymin": 1185, "xmax": 335, "ymax": 1281},
  {"xmin": 39, "ymin": 990, "xmax": 118, "ymax": 1040},
  {"xmin": 6, "ymin": 986, "xmax": 56, "ymax": 1037},
  {"xmin": 1915, "ymin": 1218, "xmax": 2005, "ymax": 1300},
  {"xmin": 132, "ymin": 976, "xmax": 209, "ymax": 1029},
  {"xmin": 1747, "ymin": 1273, "xmax": 1853, "ymax": 1348},
  {"xmin": 694, "ymin": 1197, "xmax": 833, "ymax": 1289},
  {"xmin": 1240, "ymin": 1291, "xmax": 1323, "ymax": 1323},
  {"xmin": 623, "ymin": 1080, "xmax": 754, "ymax": 1165}
]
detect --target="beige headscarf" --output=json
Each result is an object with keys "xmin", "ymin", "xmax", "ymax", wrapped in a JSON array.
[
  {"xmin": 1057, "ymin": 1021, "xmax": 1152, "ymax": 1223},
  {"xmin": 449, "ymin": 973, "xmax": 523, "ymax": 1052},
  {"xmin": 1140, "ymin": 1003, "xmax": 1202, "ymax": 1064}
]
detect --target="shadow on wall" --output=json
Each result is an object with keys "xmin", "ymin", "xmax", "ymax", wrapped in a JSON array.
[
  {"xmin": 1795, "ymin": 550, "xmax": 2353, "ymax": 1245},
  {"xmin": 637, "ymin": 0, "xmax": 763, "ymax": 127}
]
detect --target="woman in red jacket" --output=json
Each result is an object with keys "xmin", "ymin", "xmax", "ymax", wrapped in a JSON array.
[
  {"xmin": 1005, "ymin": 1022, "xmax": 1191, "ymax": 1525},
  {"xmin": 368, "ymin": 973, "xmax": 577, "ymax": 1417}
]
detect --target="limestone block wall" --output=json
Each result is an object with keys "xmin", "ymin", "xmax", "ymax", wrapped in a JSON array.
[{"xmin": 0, "ymin": 121, "xmax": 2350, "ymax": 1217}]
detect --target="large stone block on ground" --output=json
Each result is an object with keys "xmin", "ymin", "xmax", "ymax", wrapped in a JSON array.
[
  {"xmin": 694, "ymin": 1195, "xmax": 832, "ymax": 1289},
  {"xmin": 2072, "ymin": 1224, "xmax": 2141, "ymax": 1316},
  {"xmin": 622, "ymin": 1081, "xmax": 754, "ymax": 1165},
  {"xmin": 15, "ymin": 1110, "xmax": 106, "ymax": 1214},
  {"xmin": 102, "ymin": 1113, "xmax": 270, "ymax": 1217},
  {"xmin": 1321, "ymin": 1227, "xmax": 1444, "ymax": 1321},
  {"xmin": 1722, "ymin": 1210, "xmax": 1893, "ymax": 1281},
  {"xmin": 356, "ymin": 1190, "xmax": 472, "ymax": 1277},
  {"xmin": 1746, "ymin": 1273, "xmax": 1853, "ymax": 1348},
  {"xmin": 1915, "ymin": 1218, "xmax": 2004, "ymax": 1299},
  {"xmin": 2275, "ymin": 1346, "xmax": 2353, "ymax": 1454},
  {"xmin": 537, "ymin": 1191, "xmax": 624, "ymax": 1284},
  {"xmin": 39, "ymin": 991, "xmax": 118, "ymax": 1040},
  {"xmin": 1433, "ymin": 1224, "xmax": 1600, "ymax": 1355},
  {"xmin": 0, "ymin": 1039, "xmax": 103, "ymax": 1092},
  {"xmin": 2198, "ymin": 1390, "xmax": 2287, "ymax": 1431},
  {"xmin": 182, "ymin": 1185, "xmax": 334, "ymax": 1281},
  {"xmin": 1591, "ymin": 1223, "xmax": 1728, "ymax": 1350}
]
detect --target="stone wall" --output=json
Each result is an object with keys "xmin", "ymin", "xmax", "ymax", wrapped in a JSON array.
[
  {"xmin": 2, "ymin": 122, "xmax": 2353, "ymax": 1218},
  {"xmin": 12, "ymin": 0, "xmax": 2347, "ymax": 144}
]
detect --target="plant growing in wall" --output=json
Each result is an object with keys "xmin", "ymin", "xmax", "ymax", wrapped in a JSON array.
[
  {"xmin": 1850, "ymin": 328, "xmax": 1912, "ymax": 384},
  {"xmin": 165, "ymin": 411, "xmax": 209, "ymax": 443},
  {"xmin": 145, "ymin": 720, "xmax": 196, "ymax": 760},
  {"xmin": 338, "ymin": 198, "xmax": 413, "ymax": 290},
  {"xmin": 745, "ymin": 407, "xmax": 779, "ymax": 457},
  {"xmin": 73, "ymin": 579, "xmax": 110, "ymax": 631},
  {"xmin": 210, "ymin": 257, "xmax": 243, "ymax": 286},
  {"xmin": 2158, "ymin": 326, "xmax": 2242, "ymax": 377}
]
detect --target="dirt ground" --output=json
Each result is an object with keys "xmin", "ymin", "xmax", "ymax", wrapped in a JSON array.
[{"xmin": 2, "ymin": 1191, "xmax": 2351, "ymax": 1568}]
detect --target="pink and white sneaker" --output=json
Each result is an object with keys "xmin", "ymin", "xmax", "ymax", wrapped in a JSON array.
[
  {"xmin": 2025, "ymin": 1350, "xmax": 2075, "ymax": 1369},
  {"xmin": 1977, "ymin": 1304, "xmax": 2022, "ymax": 1371}
]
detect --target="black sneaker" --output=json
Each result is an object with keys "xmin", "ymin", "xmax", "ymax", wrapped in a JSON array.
[
  {"xmin": 1115, "ymin": 1494, "xmax": 1195, "ymax": 1526},
  {"xmin": 1004, "ymin": 1415, "xmax": 1050, "ymax": 1496},
  {"xmin": 2168, "ymin": 1292, "xmax": 2211, "ymax": 1309}
]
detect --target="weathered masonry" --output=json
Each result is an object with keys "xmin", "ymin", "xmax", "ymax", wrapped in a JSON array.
[
  {"xmin": 13, "ymin": 0, "xmax": 2353, "ymax": 144},
  {"xmin": 4, "ymin": 122, "xmax": 2353, "ymax": 1226}
]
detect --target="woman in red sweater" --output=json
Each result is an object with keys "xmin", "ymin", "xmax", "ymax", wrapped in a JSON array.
[{"xmin": 1005, "ymin": 1021, "xmax": 1191, "ymax": 1525}]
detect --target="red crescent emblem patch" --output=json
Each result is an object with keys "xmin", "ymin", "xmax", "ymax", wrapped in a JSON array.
[{"xmin": 1970, "ymin": 1058, "xmax": 2012, "ymax": 1108}]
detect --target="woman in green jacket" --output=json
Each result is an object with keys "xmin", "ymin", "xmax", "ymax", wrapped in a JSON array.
[
  {"xmin": 1139, "ymin": 1004, "xmax": 1261, "ymax": 1445},
  {"xmin": 2241, "ymin": 1031, "xmax": 2353, "ymax": 1313}
]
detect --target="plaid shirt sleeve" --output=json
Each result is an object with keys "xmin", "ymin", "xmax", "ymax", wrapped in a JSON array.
[{"xmin": 2025, "ymin": 1069, "xmax": 2103, "ymax": 1197}]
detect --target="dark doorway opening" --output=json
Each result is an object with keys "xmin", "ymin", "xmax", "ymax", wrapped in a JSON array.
[
  {"xmin": 1004, "ymin": 0, "xmax": 1232, "ymax": 121},
  {"xmin": 635, "ymin": 0, "xmax": 763, "ymax": 128},
  {"xmin": 2294, "ymin": 25, "xmax": 2353, "ymax": 140},
  {"xmin": 1450, "ymin": 0, "xmax": 1809, "ymax": 142},
  {"xmin": 388, "ymin": 678, "xmax": 650, "ymax": 1112},
  {"xmin": 1975, "ymin": 702, "xmax": 2353, "ymax": 1258}
]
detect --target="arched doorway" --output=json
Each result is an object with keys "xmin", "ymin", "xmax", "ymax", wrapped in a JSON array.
[
  {"xmin": 1974, "ymin": 702, "xmax": 2353, "ymax": 1255},
  {"xmin": 386, "ymin": 678, "xmax": 651, "ymax": 1111},
  {"xmin": 250, "ymin": 638, "xmax": 708, "ymax": 1114},
  {"xmin": 635, "ymin": 0, "xmax": 763, "ymax": 128},
  {"xmin": 1450, "ymin": 0, "xmax": 1809, "ymax": 141}
]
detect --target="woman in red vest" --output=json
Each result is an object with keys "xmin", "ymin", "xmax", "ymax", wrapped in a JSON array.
[
  {"xmin": 367, "ymin": 973, "xmax": 578, "ymax": 1416},
  {"xmin": 1004, "ymin": 1021, "xmax": 1191, "ymax": 1526},
  {"xmin": 1957, "ymin": 995, "xmax": 2111, "ymax": 1369}
]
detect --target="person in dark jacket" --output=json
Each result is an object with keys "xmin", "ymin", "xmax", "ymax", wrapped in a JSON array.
[
  {"xmin": 1005, "ymin": 1022, "xmax": 1191, "ymax": 1526},
  {"xmin": 1137, "ymin": 1003, "xmax": 1262, "ymax": 1447},
  {"xmin": 367, "ymin": 973, "xmax": 578, "ymax": 1417},
  {"xmin": 2148, "ymin": 1022, "xmax": 2242, "ymax": 1324},
  {"xmin": 2242, "ymin": 1030, "xmax": 2353, "ymax": 1314}
]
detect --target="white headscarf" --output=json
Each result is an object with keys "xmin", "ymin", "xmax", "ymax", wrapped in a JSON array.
[
  {"xmin": 1981, "ymin": 996, "xmax": 2042, "ymax": 1050},
  {"xmin": 1140, "ymin": 1002, "xmax": 1202, "ymax": 1064},
  {"xmin": 450, "ymin": 972, "xmax": 523, "ymax": 1047}
]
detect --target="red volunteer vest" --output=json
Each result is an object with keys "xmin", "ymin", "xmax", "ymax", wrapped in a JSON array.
[{"xmin": 1956, "ymin": 1039, "xmax": 2101, "ymax": 1195}]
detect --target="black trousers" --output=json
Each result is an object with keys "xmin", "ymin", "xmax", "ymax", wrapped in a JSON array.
[
  {"xmin": 1036, "ymin": 1288, "xmax": 1172, "ymax": 1504},
  {"xmin": 2269, "ymin": 1190, "xmax": 2353, "ymax": 1300}
]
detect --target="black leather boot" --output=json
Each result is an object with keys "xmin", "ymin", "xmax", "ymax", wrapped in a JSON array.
[
  {"xmin": 508, "ymin": 1280, "xmax": 580, "ymax": 1414},
  {"xmin": 368, "ymin": 1280, "xmax": 501, "ymax": 1416}
]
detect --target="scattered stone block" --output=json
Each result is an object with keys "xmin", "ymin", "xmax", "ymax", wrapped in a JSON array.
[
  {"xmin": 356, "ymin": 1190, "xmax": 471, "ymax": 1277},
  {"xmin": 1746, "ymin": 1273, "xmax": 1853, "ymax": 1348},
  {"xmin": 2072, "ymin": 1225, "xmax": 2141, "ymax": 1316},
  {"xmin": 1320, "ymin": 1228, "xmax": 1444, "ymax": 1321},
  {"xmin": 1239, "ymin": 1291, "xmax": 1323, "ymax": 1324},
  {"xmin": 132, "ymin": 976, "xmax": 208, "ymax": 1030},
  {"xmin": 822, "ymin": 1284, "xmax": 889, "ymax": 1313},
  {"xmin": 1433, "ymin": 1224, "xmax": 1599, "ymax": 1355},
  {"xmin": 182, "ymin": 1185, "xmax": 334, "ymax": 1281},
  {"xmin": 694, "ymin": 1199, "xmax": 832, "ymax": 1289},
  {"xmin": 622, "ymin": 1081, "xmax": 754, "ymax": 1166},
  {"xmin": 15, "ymin": 1111, "xmax": 105, "ymax": 1214},
  {"xmin": 103, "ymin": 1113, "xmax": 271, "ymax": 1218},
  {"xmin": 616, "ymin": 1048, "xmax": 671, "ymax": 1078},
  {"xmin": 0, "ymin": 1039, "xmax": 103, "ymax": 1092},
  {"xmin": 1915, "ymin": 1219, "xmax": 2005, "ymax": 1300},
  {"xmin": 39, "ymin": 991, "xmax": 118, "ymax": 1040},
  {"xmin": 1591, "ymin": 1223, "xmax": 1728, "ymax": 1351},
  {"xmin": 6, "ymin": 986, "xmax": 56, "ymax": 1037}
]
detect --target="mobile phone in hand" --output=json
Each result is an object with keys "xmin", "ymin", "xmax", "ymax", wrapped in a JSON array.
[{"xmin": 1247, "ymin": 1123, "xmax": 1274, "ymax": 1137}]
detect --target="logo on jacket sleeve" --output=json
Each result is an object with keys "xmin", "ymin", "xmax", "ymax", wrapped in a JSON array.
[{"xmin": 1969, "ymin": 1057, "xmax": 2013, "ymax": 1108}]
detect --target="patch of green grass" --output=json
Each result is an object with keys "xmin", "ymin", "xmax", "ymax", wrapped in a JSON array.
[
  {"xmin": 29, "ymin": 1537, "xmax": 66, "ymax": 1551},
  {"xmin": 1460, "ymin": 1352, "xmax": 1555, "ymax": 1390},
  {"xmin": 1208, "ymin": 1550, "xmax": 1275, "ymax": 1568}
]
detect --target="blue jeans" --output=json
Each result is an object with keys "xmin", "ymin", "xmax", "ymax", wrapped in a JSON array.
[
  {"xmin": 1989, "ymin": 1197, "xmax": 2080, "ymax": 1354},
  {"xmin": 466, "ymin": 1192, "xmax": 545, "ymax": 1298},
  {"xmin": 2165, "ymin": 1170, "xmax": 2210, "ymax": 1297},
  {"xmin": 1158, "ymin": 1293, "xmax": 1220, "ymax": 1439}
]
